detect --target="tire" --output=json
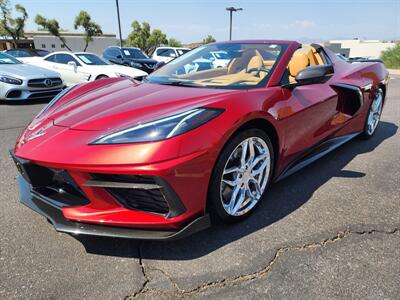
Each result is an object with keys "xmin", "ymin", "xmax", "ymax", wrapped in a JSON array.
[
  {"xmin": 361, "ymin": 88, "xmax": 383, "ymax": 139},
  {"xmin": 208, "ymin": 128, "xmax": 274, "ymax": 223},
  {"xmin": 96, "ymin": 75, "xmax": 109, "ymax": 80}
]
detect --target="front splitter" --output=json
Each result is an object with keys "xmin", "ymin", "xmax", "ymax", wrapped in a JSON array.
[{"xmin": 16, "ymin": 175, "xmax": 211, "ymax": 240}]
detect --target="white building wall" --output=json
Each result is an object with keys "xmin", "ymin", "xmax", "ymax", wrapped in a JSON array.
[
  {"xmin": 329, "ymin": 39, "xmax": 396, "ymax": 58},
  {"xmin": 32, "ymin": 36, "xmax": 118, "ymax": 55}
]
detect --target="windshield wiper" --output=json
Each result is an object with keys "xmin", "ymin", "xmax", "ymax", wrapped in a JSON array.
[{"xmin": 157, "ymin": 80, "xmax": 201, "ymax": 87}]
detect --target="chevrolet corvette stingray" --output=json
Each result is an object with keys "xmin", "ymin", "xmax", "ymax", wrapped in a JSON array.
[{"xmin": 11, "ymin": 40, "xmax": 388, "ymax": 240}]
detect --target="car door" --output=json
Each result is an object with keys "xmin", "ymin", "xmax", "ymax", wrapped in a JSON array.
[
  {"xmin": 53, "ymin": 54, "xmax": 89, "ymax": 85},
  {"xmin": 277, "ymin": 50, "xmax": 341, "ymax": 164}
]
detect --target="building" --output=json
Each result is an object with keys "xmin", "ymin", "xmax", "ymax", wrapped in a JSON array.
[
  {"xmin": 24, "ymin": 31, "xmax": 118, "ymax": 55},
  {"xmin": 325, "ymin": 39, "xmax": 397, "ymax": 59},
  {"xmin": 0, "ymin": 38, "xmax": 34, "ymax": 51}
]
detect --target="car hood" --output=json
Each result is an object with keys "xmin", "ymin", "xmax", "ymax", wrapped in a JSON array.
[
  {"xmin": 0, "ymin": 63, "xmax": 60, "ymax": 79},
  {"xmin": 43, "ymin": 78, "xmax": 237, "ymax": 132}
]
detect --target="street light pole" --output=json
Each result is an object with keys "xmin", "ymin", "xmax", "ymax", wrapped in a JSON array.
[
  {"xmin": 226, "ymin": 7, "xmax": 243, "ymax": 40},
  {"xmin": 115, "ymin": 0, "xmax": 123, "ymax": 46}
]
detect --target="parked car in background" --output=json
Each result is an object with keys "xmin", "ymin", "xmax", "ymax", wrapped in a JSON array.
[
  {"xmin": 0, "ymin": 52, "xmax": 64, "ymax": 102},
  {"xmin": 26, "ymin": 52, "xmax": 148, "ymax": 86},
  {"xmin": 152, "ymin": 47, "xmax": 191, "ymax": 63},
  {"xmin": 203, "ymin": 51, "xmax": 231, "ymax": 68},
  {"xmin": 102, "ymin": 46, "xmax": 158, "ymax": 73},
  {"xmin": 5, "ymin": 48, "xmax": 51, "ymax": 63}
]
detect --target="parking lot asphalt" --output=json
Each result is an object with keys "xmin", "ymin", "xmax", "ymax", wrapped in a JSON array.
[{"xmin": 0, "ymin": 78, "xmax": 399, "ymax": 300}]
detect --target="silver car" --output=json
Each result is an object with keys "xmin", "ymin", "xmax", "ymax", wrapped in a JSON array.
[{"xmin": 0, "ymin": 52, "xmax": 64, "ymax": 101}]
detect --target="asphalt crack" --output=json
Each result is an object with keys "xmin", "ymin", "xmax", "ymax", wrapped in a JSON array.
[{"xmin": 124, "ymin": 227, "xmax": 399, "ymax": 299}]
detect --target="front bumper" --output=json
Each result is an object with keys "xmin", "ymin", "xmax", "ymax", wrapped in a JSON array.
[
  {"xmin": 15, "ymin": 175, "xmax": 210, "ymax": 240},
  {"xmin": 1, "ymin": 84, "xmax": 64, "ymax": 101},
  {"xmin": 10, "ymin": 147, "xmax": 212, "ymax": 240}
]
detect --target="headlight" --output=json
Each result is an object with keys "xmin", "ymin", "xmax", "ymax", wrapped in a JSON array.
[
  {"xmin": 35, "ymin": 86, "xmax": 74, "ymax": 118},
  {"xmin": 0, "ymin": 75, "xmax": 22, "ymax": 85},
  {"xmin": 130, "ymin": 62, "xmax": 143, "ymax": 68},
  {"xmin": 115, "ymin": 72, "xmax": 131, "ymax": 78},
  {"xmin": 91, "ymin": 108, "xmax": 224, "ymax": 144}
]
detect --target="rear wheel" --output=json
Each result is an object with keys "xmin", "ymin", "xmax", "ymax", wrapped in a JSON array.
[
  {"xmin": 208, "ymin": 129, "xmax": 274, "ymax": 222},
  {"xmin": 361, "ymin": 88, "xmax": 383, "ymax": 139}
]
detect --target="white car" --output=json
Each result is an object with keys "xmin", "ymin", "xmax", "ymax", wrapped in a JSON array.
[
  {"xmin": 203, "ymin": 51, "xmax": 231, "ymax": 68},
  {"xmin": 0, "ymin": 52, "xmax": 64, "ymax": 102},
  {"xmin": 26, "ymin": 52, "xmax": 148, "ymax": 86},
  {"xmin": 152, "ymin": 47, "xmax": 191, "ymax": 63}
]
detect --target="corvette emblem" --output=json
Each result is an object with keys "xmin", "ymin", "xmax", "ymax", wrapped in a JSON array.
[{"xmin": 24, "ymin": 127, "xmax": 47, "ymax": 143}]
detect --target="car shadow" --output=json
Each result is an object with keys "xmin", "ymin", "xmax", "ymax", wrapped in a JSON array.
[
  {"xmin": 0, "ymin": 99, "xmax": 50, "ymax": 105},
  {"xmin": 75, "ymin": 121, "xmax": 398, "ymax": 259}
]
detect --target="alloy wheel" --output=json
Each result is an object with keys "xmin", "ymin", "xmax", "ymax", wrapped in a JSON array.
[
  {"xmin": 220, "ymin": 137, "xmax": 271, "ymax": 216},
  {"xmin": 366, "ymin": 89, "xmax": 383, "ymax": 135}
]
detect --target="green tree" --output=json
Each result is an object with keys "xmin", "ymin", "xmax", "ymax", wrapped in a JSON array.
[
  {"xmin": 168, "ymin": 38, "xmax": 182, "ymax": 47},
  {"xmin": 202, "ymin": 35, "xmax": 216, "ymax": 44},
  {"xmin": 74, "ymin": 10, "xmax": 102, "ymax": 51},
  {"xmin": 35, "ymin": 14, "xmax": 72, "ymax": 51},
  {"xmin": 0, "ymin": 22, "xmax": 7, "ymax": 38},
  {"xmin": 126, "ymin": 21, "xmax": 167, "ymax": 55},
  {"xmin": 381, "ymin": 43, "xmax": 400, "ymax": 69},
  {"xmin": 0, "ymin": 0, "xmax": 28, "ymax": 47}
]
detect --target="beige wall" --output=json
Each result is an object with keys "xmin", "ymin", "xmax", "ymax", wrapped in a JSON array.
[{"xmin": 329, "ymin": 39, "xmax": 396, "ymax": 58}]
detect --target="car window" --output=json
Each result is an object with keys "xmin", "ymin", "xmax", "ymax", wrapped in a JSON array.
[
  {"xmin": 0, "ymin": 52, "xmax": 21, "ymax": 64},
  {"xmin": 16, "ymin": 50, "xmax": 30, "ymax": 57},
  {"xmin": 45, "ymin": 54, "xmax": 57, "ymax": 62},
  {"xmin": 6, "ymin": 50, "xmax": 18, "ymax": 56},
  {"xmin": 109, "ymin": 48, "xmax": 121, "ymax": 57},
  {"xmin": 177, "ymin": 49, "xmax": 190, "ymax": 56},
  {"xmin": 36, "ymin": 50, "xmax": 50, "ymax": 57},
  {"xmin": 121, "ymin": 48, "xmax": 148, "ymax": 59},
  {"xmin": 55, "ymin": 54, "xmax": 81, "ymax": 66},
  {"xmin": 157, "ymin": 48, "xmax": 176, "ymax": 57},
  {"xmin": 76, "ymin": 53, "xmax": 108, "ymax": 65}
]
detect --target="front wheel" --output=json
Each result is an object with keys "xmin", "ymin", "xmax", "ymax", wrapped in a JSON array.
[
  {"xmin": 361, "ymin": 88, "xmax": 383, "ymax": 139},
  {"xmin": 208, "ymin": 129, "xmax": 274, "ymax": 222}
]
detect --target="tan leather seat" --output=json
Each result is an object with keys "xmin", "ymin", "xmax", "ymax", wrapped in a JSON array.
[
  {"xmin": 288, "ymin": 52, "xmax": 310, "ymax": 78},
  {"xmin": 246, "ymin": 56, "xmax": 264, "ymax": 76}
]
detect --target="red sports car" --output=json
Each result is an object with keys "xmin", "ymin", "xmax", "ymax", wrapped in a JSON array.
[{"xmin": 11, "ymin": 40, "xmax": 388, "ymax": 240}]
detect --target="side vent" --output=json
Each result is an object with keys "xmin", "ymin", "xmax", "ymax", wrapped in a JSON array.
[{"xmin": 331, "ymin": 83, "xmax": 363, "ymax": 116}]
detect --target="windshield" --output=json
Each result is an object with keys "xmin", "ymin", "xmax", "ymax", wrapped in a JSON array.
[
  {"xmin": 146, "ymin": 43, "xmax": 286, "ymax": 89},
  {"xmin": 76, "ymin": 53, "xmax": 109, "ymax": 65},
  {"xmin": 122, "ymin": 48, "xmax": 148, "ymax": 59},
  {"xmin": 35, "ymin": 50, "xmax": 50, "ymax": 57},
  {"xmin": 0, "ymin": 53, "xmax": 21, "ymax": 64}
]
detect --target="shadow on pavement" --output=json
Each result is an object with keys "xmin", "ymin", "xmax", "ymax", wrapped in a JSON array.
[
  {"xmin": 0, "ymin": 99, "xmax": 50, "ymax": 105},
  {"xmin": 76, "ymin": 121, "xmax": 398, "ymax": 259}
]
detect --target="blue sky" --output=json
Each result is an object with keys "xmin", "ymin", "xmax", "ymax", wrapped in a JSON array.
[{"xmin": 9, "ymin": 0, "xmax": 400, "ymax": 43}]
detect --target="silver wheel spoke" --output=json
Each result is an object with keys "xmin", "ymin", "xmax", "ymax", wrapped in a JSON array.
[
  {"xmin": 222, "ymin": 179, "xmax": 237, "ymax": 186},
  {"xmin": 247, "ymin": 138, "xmax": 255, "ymax": 165},
  {"xmin": 252, "ymin": 159, "xmax": 269, "ymax": 176},
  {"xmin": 227, "ymin": 186, "xmax": 241, "ymax": 213},
  {"xmin": 250, "ymin": 153, "xmax": 267, "ymax": 169},
  {"xmin": 240, "ymin": 140, "xmax": 248, "ymax": 167},
  {"xmin": 232, "ymin": 189, "xmax": 246, "ymax": 214},
  {"xmin": 223, "ymin": 166, "xmax": 240, "ymax": 175}
]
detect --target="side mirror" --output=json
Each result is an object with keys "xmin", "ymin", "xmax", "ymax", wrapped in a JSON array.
[
  {"xmin": 67, "ymin": 61, "xmax": 77, "ymax": 70},
  {"xmin": 295, "ymin": 65, "xmax": 334, "ymax": 85},
  {"xmin": 154, "ymin": 61, "xmax": 166, "ymax": 70}
]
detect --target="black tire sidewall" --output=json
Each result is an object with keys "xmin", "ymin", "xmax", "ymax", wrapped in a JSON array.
[{"xmin": 208, "ymin": 128, "xmax": 275, "ymax": 223}]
